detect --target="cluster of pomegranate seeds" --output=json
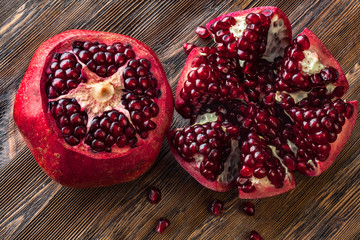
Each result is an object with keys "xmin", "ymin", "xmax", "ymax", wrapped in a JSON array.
[
  {"xmin": 49, "ymin": 98, "xmax": 88, "ymax": 146},
  {"xmin": 288, "ymin": 99, "xmax": 354, "ymax": 172},
  {"xmin": 171, "ymin": 122, "xmax": 231, "ymax": 181},
  {"xmin": 84, "ymin": 110, "xmax": 136, "ymax": 152},
  {"xmin": 276, "ymin": 34, "xmax": 339, "ymax": 92},
  {"xmin": 242, "ymin": 201, "xmax": 255, "ymax": 216},
  {"xmin": 183, "ymin": 42, "xmax": 197, "ymax": 54},
  {"xmin": 122, "ymin": 59, "xmax": 159, "ymax": 98},
  {"xmin": 155, "ymin": 218, "xmax": 170, "ymax": 234},
  {"xmin": 250, "ymin": 230, "xmax": 263, "ymax": 240},
  {"xmin": 46, "ymin": 52, "xmax": 85, "ymax": 99},
  {"xmin": 45, "ymin": 38, "xmax": 163, "ymax": 152},
  {"xmin": 238, "ymin": 132, "xmax": 286, "ymax": 192},
  {"xmin": 241, "ymin": 59, "xmax": 277, "ymax": 102},
  {"xmin": 72, "ymin": 41, "xmax": 135, "ymax": 77},
  {"xmin": 148, "ymin": 186, "xmax": 161, "ymax": 204},
  {"xmin": 177, "ymin": 47, "xmax": 245, "ymax": 119},
  {"xmin": 209, "ymin": 10, "xmax": 272, "ymax": 61},
  {"xmin": 121, "ymin": 93, "xmax": 159, "ymax": 139},
  {"xmin": 210, "ymin": 199, "xmax": 224, "ymax": 215}
]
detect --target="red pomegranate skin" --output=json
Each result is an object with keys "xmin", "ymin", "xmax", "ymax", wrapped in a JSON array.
[{"xmin": 13, "ymin": 30, "xmax": 173, "ymax": 188}]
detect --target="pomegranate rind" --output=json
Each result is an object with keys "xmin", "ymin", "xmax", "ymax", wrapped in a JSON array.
[
  {"xmin": 205, "ymin": 6, "xmax": 292, "ymax": 46},
  {"xmin": 174, "ymin": 47, "xmax": 201, "ymax": 114},
  {"xmin": 13, "ymin": 30, "xmax": 173, "ymax": 188},
  {"xmin": 300, "ymin": 28, "xmax": 349, "ymax": 91},
  {"xmin": 168, "ymin": 132, "xmax": 236, "ymax": 192},
  {"xmin": 300, "ymin": 101, "xmax": 358, "ymax": 176},
  {"xmin": 238, "ymin": 172, "xmax": 295, "ymax": 199}
]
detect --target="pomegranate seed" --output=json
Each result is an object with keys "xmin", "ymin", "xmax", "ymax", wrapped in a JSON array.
[
  {"xmin": 155, "ymin": 218, "xmax": 170, "ymax": 234},
  {"xmin": 210, "ymin": 199, "xmax": 224, "ymax": 215},
  {"xmin": 250, "ymin": 230, "xmax": 263, "ymax": 240},
  {"xmin": 294, "ymin": 35, "xmax": 310, "ymax": 50},
  {"xmin": 148, "ymin": 186, "xmax": 161, "ymax": 204},
  {"xmin": 183, "ymin": 42, "xmax": 197, "ymax": 54},
  {"xmin": 242, "ymin": 201, "xmax": 255, "ymax": 216},
  {"xmin": 195, "ymin": 26, "xmax": 210, "ymax": 38}
]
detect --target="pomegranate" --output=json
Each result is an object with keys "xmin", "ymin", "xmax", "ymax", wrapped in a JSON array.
[
  {"xmin": 13, "ymin": 30, "xmax": 173, "ymax": 188},
  {"xmin": 169, "ymin": 6, "xmax": 357, "ymax": 199}
]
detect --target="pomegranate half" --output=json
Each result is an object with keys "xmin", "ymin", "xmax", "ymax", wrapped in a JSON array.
[
  {"xmin": 14, "ymin": 30, "xmax": 173, "ymax": 188},
  {"xmin": 169, "ymin": 6, "xmax": 357, "ymax": 199}
]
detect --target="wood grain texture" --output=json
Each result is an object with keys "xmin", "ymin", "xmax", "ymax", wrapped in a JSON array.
[{"xmin": 1, "ymin": 0, "xmax": 360, "ymax": 239}]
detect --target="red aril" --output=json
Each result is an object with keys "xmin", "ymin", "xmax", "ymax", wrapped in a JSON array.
[
  {"xmin": 250, "ymin": 230, "xmax": 263, "ymax": 240},
  {"xmin": 183, "ymin": 42, "xmax": 197, "ymax": 54},
  {"xmin": 148, "ymin": 186, "xmax": 161, "ymax": 204},
  {"xmin": 242, "ymin": 201, "xmax": 255, "ymax": 216},
  {"xmin": 14, "ymin": 30, "xmax": 173, "ymax": 188},
  {"xmin": 195, "ymin": 26, "xmax": 210, "ymax": 38},
  {"xmin": 155, "ymin": 218, "xmax": 170, "ymax": 234},
  {"xmin": 169, "ymin": 7, "xmax": 357, "ymax": 199},
  {"xmin": 210, "ymin": 199, "xmax": 224, "ymax": 215}
]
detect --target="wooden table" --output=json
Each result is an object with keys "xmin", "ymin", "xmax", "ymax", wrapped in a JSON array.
[{"xmin": 1, "ymin": 1, "xmax": 360, "ymax": 239}]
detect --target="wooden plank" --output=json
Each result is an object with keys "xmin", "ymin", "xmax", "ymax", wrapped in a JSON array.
[{"xmin": 1, "ymin": 0, "xmax": 360, "ymax": 239}]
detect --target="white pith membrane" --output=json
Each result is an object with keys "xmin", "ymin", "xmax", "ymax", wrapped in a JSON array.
[
  {"xmin": 49, "ymin": 64, "xmax": 131, "ymax": 129},
  {"xmin": 193, "ymin": 113, "xmax": 240, "ymax": 183},
  {"xmin": 300, "ymin": 50, "xmax": 325, "ymax": 74},
  {"xmin": 229, "ymin": 13, "xmax": 290, "ymax": 65},
  {"xmin": 245, "ymin": 145, "xmax": 292, "ymax": 188}
]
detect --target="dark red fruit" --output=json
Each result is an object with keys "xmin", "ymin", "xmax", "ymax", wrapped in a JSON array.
[
  {"xmin": 210, "ymin": 199, "xmax": 224, "ymax": 215},
  {"xmin": 148, "ymin": 186, "xmax": 161, "ymax": 204},
  {"xmin": 242, "ymin": 201, "xmax": 255, "ymax": 216},
  {"xmin": 14, "ymin": 30, "xmax": 173, "ymax": 188},
  {"xmin": 169, "ymin": 7, "xmax": 357, "ymax": 199},
  {"xmin": 155, "ymin": 218, "xmax": 170, "ymax": 234}
]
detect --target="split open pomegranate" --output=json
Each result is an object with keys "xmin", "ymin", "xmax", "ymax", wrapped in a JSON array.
[
  {"xmin": 14, "ymin": 30, "xmax": 173, "ymax": 188},
  {"xmin": 169, "ymin": 6, "xmax": 357, "ymax": 198}
]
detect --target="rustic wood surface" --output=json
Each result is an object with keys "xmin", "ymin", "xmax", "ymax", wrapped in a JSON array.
[{"xmin": 1, "ymin": 0, "xmax": 360, "ymax": 239}]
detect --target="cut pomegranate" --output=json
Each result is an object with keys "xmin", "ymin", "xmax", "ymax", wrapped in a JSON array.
[
  {"xmin": 148, "ymin": 186, "xmax": 161, "ymax": 204},
  {"xmin": 242, "ymin": 201, "xmax": 255, "ymax": 216},
  {"xmin": 155, "ymin": 218, "xmax": 170, "ymax": 234},
  {"xmin": 210, "ymin": 199, "xmax": 224, "ymax": 215},
  {"xmin": 14, "ymin": 30, "xmax": 173, "ymax": 188},
  {"xmin": 169, "ymin": 7, "xmax": 357, "ymax": 199}
]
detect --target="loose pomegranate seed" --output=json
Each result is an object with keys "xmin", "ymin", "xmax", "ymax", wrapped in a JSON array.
[
  {"xmin": 242, "ymin": 201, "xmax": 255, "ymax": 216},
  {"xmin": 183, "ymin": 42, "xmax": 197, "ymax": 54},
  {"xmin": 155, "ymin": 218, "xmax": 170, "ymax": 234},
  {"xmin": 250, "ymin": 230, "xmax": 263, "ymax": 240},
  {"xmin": 210, "ymin": 199, "xmax": 224, "ymax": 215},
  {"xmin": 195, "ymin": 26, "xmax": 210, "ymax": 38},
  {"xmin": 148, "ymin": 186, "xmax": 161, "ymax": 204}
]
